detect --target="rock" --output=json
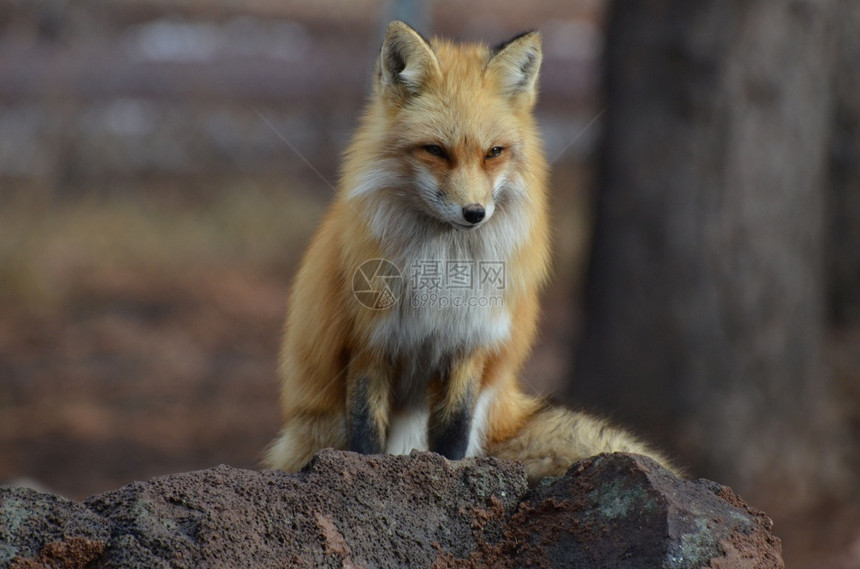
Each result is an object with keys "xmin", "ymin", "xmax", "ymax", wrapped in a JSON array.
[
  {"xmin": 0, "ymin": 451, "xmax": 783, "ymax": 568},
  {"xmin": 0, "ymin": 487, "xmax": 110, "ymax": 568},
  {"xmin": 494, "ymin": 454, "xmax": 784, "ymax": 569}
]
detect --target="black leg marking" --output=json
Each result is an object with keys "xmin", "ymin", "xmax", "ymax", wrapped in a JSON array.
[
  {"xmin": 348, "ymin": 377, "xmax": 383, "ymax": 455},
  {"xmin": 429, "ymin": 390, "xmax": 475, "ymax": 460}
]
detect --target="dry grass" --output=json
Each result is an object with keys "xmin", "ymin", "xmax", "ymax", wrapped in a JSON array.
[{"xmin": 0, "ymin": 180, "xmax": 325, "ymax": 312}]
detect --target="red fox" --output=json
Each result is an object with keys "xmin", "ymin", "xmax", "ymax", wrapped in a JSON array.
[{"xmin": 264, "ymin": 21, "xmax": 673, "ymax": 483}]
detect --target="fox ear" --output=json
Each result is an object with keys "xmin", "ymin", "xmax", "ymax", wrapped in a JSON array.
[
  {"xmin": 378, "ymin": 21, "xmax": 439, "ymax": 97},
  {"xmin": 487, "ymin": 31, "xmax": 542, "ymax": 104}
]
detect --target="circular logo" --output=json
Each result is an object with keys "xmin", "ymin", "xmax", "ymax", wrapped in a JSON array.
[{"xmin": 352, "ymin": 258, "xmax": 402, "ymax": 310}]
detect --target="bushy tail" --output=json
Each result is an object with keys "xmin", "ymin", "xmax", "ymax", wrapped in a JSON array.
[{"xmin": 486, "ymin": 401, "xmax": 679, "ymax": 485}]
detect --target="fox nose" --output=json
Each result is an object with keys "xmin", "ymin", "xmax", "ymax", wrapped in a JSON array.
[{"xmin": 462, "ymin": 204, "xmax": 486, "ymax": 224}]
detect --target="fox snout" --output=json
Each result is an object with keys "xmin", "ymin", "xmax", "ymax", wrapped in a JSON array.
[
  {"xmin": 452, "ymin": 200, "xmax": 493, "ymax": 229},
  {"xmin": 462, "ymin": 204, "xmax": 486, "ymax": 225}
]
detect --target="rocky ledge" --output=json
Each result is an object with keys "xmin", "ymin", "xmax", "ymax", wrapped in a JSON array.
[{"xmin": 1, "ymin": 451, "xmax": 782, "ymax": 568}]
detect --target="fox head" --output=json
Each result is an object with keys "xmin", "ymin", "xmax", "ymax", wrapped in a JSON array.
[{"xmin": 346, "ymin": 22, "xmax": 544, "ymax": 236}]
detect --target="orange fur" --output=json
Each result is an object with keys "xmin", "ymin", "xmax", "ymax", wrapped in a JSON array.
[{"xmin": 264, "ymin": 22, "xmax": 675, "ymax": 481}]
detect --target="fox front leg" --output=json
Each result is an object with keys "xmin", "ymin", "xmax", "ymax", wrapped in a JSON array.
[
  {"xmin": 428, "ymin": 355, "xmax": 483, "ymax": 460},
  {"xmin": 346, "ymin": 357, "xmax": 392, "ymax": 455}
]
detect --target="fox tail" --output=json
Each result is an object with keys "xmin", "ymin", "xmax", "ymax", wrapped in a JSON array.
[{"xmin": 486, "ymin": 399, "xmax": 679, "ymax": 484}]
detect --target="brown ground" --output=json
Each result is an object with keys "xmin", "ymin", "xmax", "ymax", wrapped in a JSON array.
[{"xmin": 0, "ymin": 182, "xmax": 305, "ymax": 495}]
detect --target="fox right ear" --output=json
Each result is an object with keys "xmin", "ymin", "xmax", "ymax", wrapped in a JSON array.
[
  {"xmin": 487, "ymin": 30, "xmax": 542, "ymax": 106},
  {"xmin": 377, "ymin": 21, "xmax": 439, "ymax": 97}
]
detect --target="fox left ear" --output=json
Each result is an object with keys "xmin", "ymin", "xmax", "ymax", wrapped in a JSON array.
[
  {"xmin": 487, "ymin": 31, "xmax": 542, "ymax": 104},
  {"xmin": 378, "ymin": 21, "xmax": 440, "ymax": 98}
]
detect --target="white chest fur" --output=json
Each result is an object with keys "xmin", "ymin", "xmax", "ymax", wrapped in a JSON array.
[
  {"xmin": 364, "ymin": 199, "xmax": 522, "ymax": 360},
  {"xmin": 369, "ymin": 292, "xmax": 512, "ymax": 360},
  {"xmin": 353, "ymin": 180, "xmax": 530, "ymax": 457}
]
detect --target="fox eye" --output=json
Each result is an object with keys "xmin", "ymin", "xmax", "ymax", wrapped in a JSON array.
[
  {"xmin": 487, "ymin": 146, "xmax": 504, "ymax": 159},
  {"xmin": 423, "ymin": 144, "xmax": 447, "ymax": 158}
]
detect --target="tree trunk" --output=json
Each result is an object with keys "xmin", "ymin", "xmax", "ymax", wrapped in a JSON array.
[
  {"xmin": 571, "ymin": 0, "xmax": 849, "ymax": 510},
  {"xmin": 827, "ymin": 2, "xmax": 860, "ymax": 326}
]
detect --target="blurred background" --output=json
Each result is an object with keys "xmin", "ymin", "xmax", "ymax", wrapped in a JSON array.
[{"xmin": 0, "ymin": 1, "xmax": 857, "ymax": 567}]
